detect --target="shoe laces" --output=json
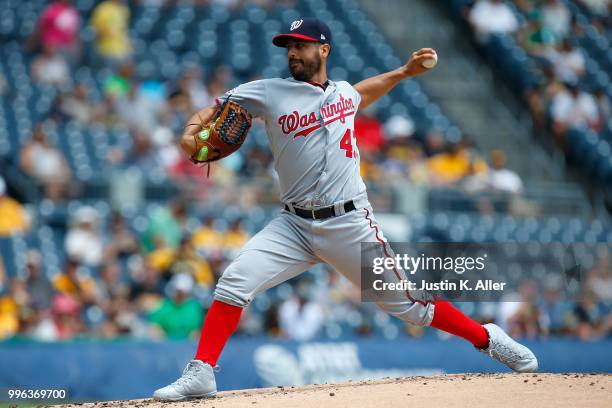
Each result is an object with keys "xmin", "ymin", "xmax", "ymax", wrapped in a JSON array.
[
  {"xmin": 173, "ymin": 361, "xmax": 202, "ymax": 387},
  {"xmin": 487, "ymin": 342, "xmax": 524, "ymax": 364}
]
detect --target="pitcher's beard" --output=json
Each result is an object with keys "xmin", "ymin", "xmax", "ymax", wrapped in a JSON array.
[{"xmin": 289, "ymin": 56, "xmax": 322, "ymax": 82}]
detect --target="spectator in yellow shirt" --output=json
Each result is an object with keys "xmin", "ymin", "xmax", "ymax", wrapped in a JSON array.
[
  {"xmin": 191, "ymin": 218, "xmax": 224, "ymax": 254},
  {"xmin": 90, "ymin": 0, "xmax": 132, "ymax": 62},
  {"xmin": 169, "ymin": 239, "xmax": 214, "ymax": 288},
  {"xmin": 428, "ymin": 142, "xmax": 487, "ymax": 185},
  {"xmin": 223, "ymin": 220, "xmax": 250, "ymax": 251},
  {"xmin": 0, "ymin": 176, "xmax": 30, "ymax": 236},
  {"xmin": 0, "ymin": 296, "xmax": 19, "ymax": 340},
  {"xmin": 53, "ymin": 258, "xmax": 97, "ymax": 304},
  {"xmin": 0, "ymin": 277, "xmax": 29, "ymax": 340},
  {"xmin": 149, "ymin": 238, "xmax": 214, "ymax": 288}
]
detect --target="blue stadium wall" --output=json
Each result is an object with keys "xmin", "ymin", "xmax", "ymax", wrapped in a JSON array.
[{"xmin": 0, "ymin": 337, "xmax": 610, "ymax": 402}]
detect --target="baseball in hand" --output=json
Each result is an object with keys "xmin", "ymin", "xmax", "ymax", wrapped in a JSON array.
[{"xmin": 422, "ymin": 52, "xmax": 437, "ymax": 69}]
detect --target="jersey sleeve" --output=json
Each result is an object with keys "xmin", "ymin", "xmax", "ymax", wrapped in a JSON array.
[{"xmin": 216, "ymin": 79, "xmax": 268, "ymax": 119}]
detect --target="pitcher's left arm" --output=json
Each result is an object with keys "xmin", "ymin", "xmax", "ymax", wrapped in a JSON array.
[{"xmin": 353, "ymin": 48, "xmax": 437, "ymax": 110}]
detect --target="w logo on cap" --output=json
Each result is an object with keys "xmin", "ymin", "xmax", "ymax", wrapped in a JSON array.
[{"xmin": 290, "ymin": 19, "xmax": 303, "ymax": 31}]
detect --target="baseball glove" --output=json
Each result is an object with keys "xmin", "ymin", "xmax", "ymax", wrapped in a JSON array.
[{"xmin": 190, "ymin": 99, "xmax": 252, "ymax": 164}]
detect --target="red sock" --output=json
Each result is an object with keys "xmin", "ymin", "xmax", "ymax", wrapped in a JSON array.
[
  {"xmin": 430, "ymin": 300, "xmax": 489, "ymax": 349},
  {"xmin": 195, "ymin": 300, "xmax": 243, "ymax": 366}
]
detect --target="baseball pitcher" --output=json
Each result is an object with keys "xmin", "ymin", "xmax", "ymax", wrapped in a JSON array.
[{"xmin": 153, "ymin": 18, "xmax": 538, "ymax": 401}]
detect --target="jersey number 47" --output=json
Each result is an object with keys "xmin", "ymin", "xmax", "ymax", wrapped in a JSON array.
[{"xmin": 340, "ymin": 129, "xmax": 358, "ymax": 159}]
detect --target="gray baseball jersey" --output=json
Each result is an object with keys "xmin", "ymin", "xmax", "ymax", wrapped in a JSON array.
[
  {"xmin": 214, "ymin": 77, "xmax": 434, "ymax": 328},
  {"xmin": 217, "ymin": 78, "xmax": 366, "ymax": 208}
]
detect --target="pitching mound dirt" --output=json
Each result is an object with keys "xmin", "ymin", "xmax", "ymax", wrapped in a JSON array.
[{"xmin": 63, "ymin": 373, "xmax": 610, "ymax": 408}]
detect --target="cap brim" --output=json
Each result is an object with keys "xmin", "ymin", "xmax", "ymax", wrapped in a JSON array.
[{"xmin": 272, "ymin": 33, "xmax": 320, "ymax": 47}]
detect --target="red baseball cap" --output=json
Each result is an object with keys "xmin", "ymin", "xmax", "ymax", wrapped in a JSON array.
[{"xmin": 272, "ymin": 17, "xmax": 332, "ymax": 47}]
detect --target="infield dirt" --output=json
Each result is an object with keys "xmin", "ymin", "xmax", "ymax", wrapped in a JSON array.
[{"xmin": 62, "ymin": 373, "xmax": 611, "ymax": 408}]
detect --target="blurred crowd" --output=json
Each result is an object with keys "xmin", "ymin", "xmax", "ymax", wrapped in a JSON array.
[
  {"xmin": 0, "ymin": 198, "xmax": 249, "ymax": 341},
  {"xmin": 494, "ymin": 255, "xmax": 612, "ymax": 340},
  {"xmin": 0, "ymin": 0, "xmax": 527, "ymax": 212},
  {"xmin": 356, "ymin": 112, "xmax": 525, "ymax": 213},
  {"xmin": 0, "ymin": 197, "xmax": 610, "ymax": 341},
  {"xmin": 465, "ymin": 0, "xmax": 611, "ymax": 148}
]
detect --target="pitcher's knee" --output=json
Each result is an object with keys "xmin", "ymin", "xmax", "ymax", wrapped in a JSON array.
[
  {"xmin": 214, "ymin": 277, "xmax": 253, "ymax": 308},
  {"xmin": 213, "ymin": 262, "xmax": 257, "ymax": 307},
  {"xmin": 213, "ymin": 285, "xmax": 250, "ymax": 307},
  {"xmin": 378, "ymin": 301, "xmax": 435, "ymax": 326}
]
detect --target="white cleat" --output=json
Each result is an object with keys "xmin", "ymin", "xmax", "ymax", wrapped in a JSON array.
[
  {"xmin": 153, "ymin": 360, "xmax": 217, "ymax": 401},
  {"xmin": 480, "ymin": 323, "xmax": 539, "ymax": 373}
]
